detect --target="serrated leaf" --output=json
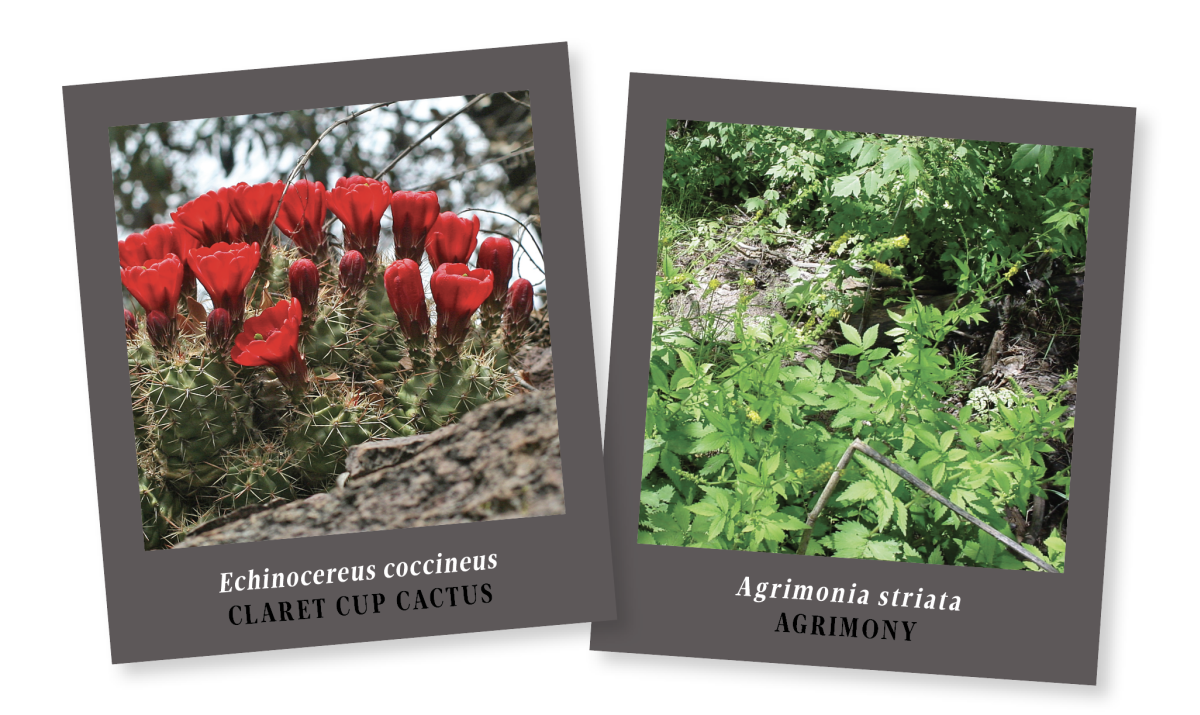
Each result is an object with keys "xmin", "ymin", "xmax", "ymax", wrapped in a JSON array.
[
  {"xmin": 939, "ymin": 430, "xmax": 956, "ymax": 452},
  {"xmin": 861, "ymin": 324, "xmax": 879, "ymax": 350},
  {"xmin": 857, "ymin": 142, "xmax": 880, "ymax": 168},
  {"xmin": 768, "ymin": 512, "xmax": 807, "ymax": 530},
  {"xmin": 832, "ymin": 174, "xmax": 862, "ymax": 198},
  {"xmin": 676, "ymin": 349, "xmax": 696, "ymax": 376},
  {"xmin": 864, "ymin": 539, "xmax": 901, "ymax": 561},
  {"xmin": 687, "ymin": 501, "xmax": 721, "ymax": 518},
  {"xmin": 831, "ymin": 522, "xmax": 871, "ymax": 558},
  {"xmin": 649, "ymin": 364, "xmax": 669, "ymax": 392},
  {"xmin": 642, "ymin": 450, "xmax": 659, "ymax": 478},
  {"xmin": 762, "ymin": 452, "xmax": 781, "ymax": 478},
  {"xmin": 839, "ymin": 480, "xmax": 877, "ymax": 503},
  {"xmin": 839, "ymin": 321, "xmax": 863, "ymax": 347},
  {"xmin": 698, "ymin": 453, "xmax": 730, "ymax": 477}
]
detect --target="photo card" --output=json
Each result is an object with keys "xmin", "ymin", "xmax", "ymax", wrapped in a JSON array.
[
  {"xmin": 590, "ymin": 73, "xmax": 1134, "ymax": 684},
  {"xmin": 65, "ymin": 42, "xmax": 615, "ymax": 663}
]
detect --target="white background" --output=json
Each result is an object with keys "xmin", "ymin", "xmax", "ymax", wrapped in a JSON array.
[{"xmin": 2, "ymin": 1, "xmax": 1193, "ymax": 710}]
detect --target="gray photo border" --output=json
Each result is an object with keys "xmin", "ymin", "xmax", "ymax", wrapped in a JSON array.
[
  {"xmin": 590, "ymin": 73, "xmax": 1134, "ymax": 684},
  {"xmin": 64, "ymin": 42, "xmax": 615, "ymax": 664}
]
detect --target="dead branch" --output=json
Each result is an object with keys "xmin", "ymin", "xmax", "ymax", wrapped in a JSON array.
[{"xmin": 796, "ymin": 438, "xmax": 1059, "ymax": 573}]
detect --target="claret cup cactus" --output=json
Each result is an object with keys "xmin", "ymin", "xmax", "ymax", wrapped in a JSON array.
[{"xmin": 123, "ymin": 177, "xmax": 540, "ymax": 549}]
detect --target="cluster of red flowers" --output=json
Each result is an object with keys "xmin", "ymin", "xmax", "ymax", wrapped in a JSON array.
[{"xmin": 120, "ymin": 176, "xmax": 536, "ymax": 388}]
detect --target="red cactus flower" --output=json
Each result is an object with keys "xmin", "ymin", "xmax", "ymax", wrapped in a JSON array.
[
  {"xmin": 288, "ymin": 258, "xmax": 320, "ymax": 315},
  {"xmin": 389, "ymin": 191, "xmax": 440, "ymax": 263},
  {"xmin": 231, "ymin": 298, "xmax": 308, "ymax": 391},
  {"xmin": 187, "ymin": 242, "xmax": 260, "ymax": 322},
  {"xmin": 504, "ymin": 278, "xmax": 534, "ymax": 336},
  {"xmin": 121, "ymin": 254, "xmax": 184, "ymax": 319},
  {"xmin": 227, "ymin": 181, "xmax": 285, "ymax": 245},
  {"xmin": 145, "ymin": 310, "xmax": 176, "ymax": 350},
  {"xmin": 384, "ymin": 259, "xmax": 430, "ymax": 342},
  {"xmin": 171, "ymin": 189, "xmax": 239, "ymax": 247},
  {"xmin": 206, "ymin": 307, "xmax": 234, "ymax": 351},
  {"xmin": 430, "ymin": 262, "xmax": 493, "ymax": 347},
  {"xmin": 476, "ymin": 235, "xmax": 514, "ymax": 304},
  {"xmin": 339, "ymin": 250, "xmax": 367, "ymax": 296},
  {"xmin": 118, "ymin": 224, "xmax": 197, "ymax": 269},
  {"xmin": 327, "ymin": 176, "xmax": 391, "ymax": 261},
  {"xmin": 425, "ymin": 212, "xmax": 480, "ymax": 268},
  {"xmin": 275, "ymin": 180, "xmax": 327, "ymax": 256},
  {"xmin": 124, "ymin": 309, "xmax": 138, "ymax": 340}
]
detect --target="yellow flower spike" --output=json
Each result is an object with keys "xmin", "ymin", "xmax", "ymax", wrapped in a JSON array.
[{"xmin": 747, "ymin": 410, "xmax": 762, "ymax": 425}]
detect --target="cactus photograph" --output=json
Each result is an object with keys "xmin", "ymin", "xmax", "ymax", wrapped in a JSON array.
[{"xmin": 115, "ymin": 93, "xmax": 560, "ymax": 550}]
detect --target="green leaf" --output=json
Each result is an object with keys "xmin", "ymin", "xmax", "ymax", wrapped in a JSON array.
[
  {"xmin": 687, "ymin": 501, "xmax": 721, "ymax": 518},
  {"xmin": 861, "ymin": 324, "xmax": 879, "ymax": 350},
  {"xmin": 762, "ymin": 452, "xmax": 781, "ymax": 478},
  {"xmin": 838, "ymin": 480, "xmax": 877, "ymax": 503},
  {"xmin": 864, "ymin": 539, "xmax": 901, "ymax": 561},
  {"xmin": 689, "ymin": 431, "xmax": 728, "ymax": 454},
  {"xmin": 839, "ymin": 321, "xmax": 863, "ymax": 347},
  {"xmin": 831, "ymin": 522, "xmax": 871, "ymax": 559},
  {"xmin": 831, "ymin": 174, "xmax": 862, "ymax": 198},
  {"xmin": 938, "ymin": 430, "xmax": 956, "ymax": 452},
  {"xmin": 836, "ymin": 138, "xmax": 864, "ymax": 157},
  {"xmin": 649, "ymin": 364, "xmax": 669, "ymax": 392},
  {"xmin": 862, "ymin": 169, "xmax": 882, "ymax": 197},
  {"xmin": 642, "ymin": 449, "xmax": 659, "ymax": 478},
  {"xmin": 768, "ymin": 512, "xmax": 808, "ymax": 530},
  {"xmin": 676, "ymin": 349, "xmax": 697, "ymax": 377},
  {"xmin": 698, "ymin": 453, "xmax": 730, "ymax": 477}
]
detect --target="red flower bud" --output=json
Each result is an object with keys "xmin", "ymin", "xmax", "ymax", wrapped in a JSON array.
[
  {"xmin": 339, "ymin": 250, "xmax": 367, "ymax": 296},
  {"xmin": 145, "ymin": 310, "xmax": 176, "ymax": 350},
  {"xmin": 383, "ymin": 259, "xmax": 430, "ymax": 342},
  {"xmin": 171, "ymin": 189, "xmax": 240, "ymax": 247},
  {"xmin": 124, "ymin": 309, "xmax": 138, "ymax": 340},
  {"xmin": 121, "ymin": 255, "xmax": 184, "ymax": 319},
  {"xmin": 389, "ymin": 191, "xmax": 440, "ymax": 263},
  {"xmin": 476, "ymin": 236, "xmax": 514, "ymax": 304},
  {"xmin": 206, "ymin": 307, "xmax": 234, "ymax": 351},
  {"xmin": 231, "ymin": 298, "xmax": 308, "ymax": 391},
  {"xmin": 504, "ymin": 278, "xmax": 534, "ymax": 337},
  {"xmin": 288, "ymin": 258, "xmax": 320, "ymax": 315},
  {"xmin": 327, "ymin": 176, "xmax": 391, "ymax": 261},
  {"xmin": 429, "ymin": 262, "xmax": 493, "ymax": 347},
  {"xmin": 187, "ymin": 242, "xmax": 260, "ymax": 322},
  {"xmin": 227, "ymin": 181, "xmax": 285, "ymax": 245},
  {"xmin": 425, "ymin": 212, "xmax": 480, "ymax": 268},
  {"xmin": 275, "ymin": 180, "xmax": 327, "ymax": 257}
]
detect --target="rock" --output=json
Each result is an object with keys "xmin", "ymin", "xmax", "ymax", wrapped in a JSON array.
[{"xmin": 176, "ymin": 389, "xmax": 564, "ymax": 547}]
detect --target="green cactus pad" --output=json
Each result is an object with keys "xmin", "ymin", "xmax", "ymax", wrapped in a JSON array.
[
  {"xmin": 286, "ymin": 389, "xmax": 410, "ymax": 485},
  {"xmin": 303, "ymin": 301, "xmax": 367, "ymax": 370},
  {"xmin": 139, "ymin": 355, "xmax": 253, "ymax": 490},
  {"xmin": 397, "ymin": 360, "xmax": 496, "ymax": 432},
  {"xmin": 219, "ymin": 443, "xmax": 297, "ymax": 509},
  {"xmin": 139, "ymin": 467, "xmax": 184, "ymax": 550}
]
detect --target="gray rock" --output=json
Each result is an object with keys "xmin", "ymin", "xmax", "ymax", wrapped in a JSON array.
[{"xmin": 177, "ymin": 389, "xmax": 564, "ymax": 547}]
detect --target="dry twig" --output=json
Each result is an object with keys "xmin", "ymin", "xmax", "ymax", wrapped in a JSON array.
[{"xmin": 796, "ymin": 438, "xmax": 1059, "ymax": 573}]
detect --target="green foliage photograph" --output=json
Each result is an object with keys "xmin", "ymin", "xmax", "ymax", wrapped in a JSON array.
[{"xmin": 641, "ymin": 120, "xmax": 1087, "ymax": 572}]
